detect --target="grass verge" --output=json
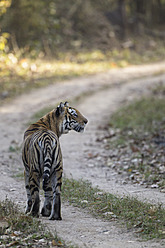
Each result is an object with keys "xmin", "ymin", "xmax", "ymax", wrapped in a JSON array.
[
  {"xmin": 102, "ymin": 83, "xmax": 165, "ymax": 188},
  {"xmin": 109, "ymin": 97, "xmax": 165, "ymax": 132},
  {"xmin": 0, "ymin": 198, "xmax": 67, "ymax": 247},
  {"xmin": 62, "ymin": 177, "xmax": 165, "ymax": 240}
]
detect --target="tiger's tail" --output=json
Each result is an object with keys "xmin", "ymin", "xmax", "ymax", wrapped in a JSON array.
[
  {"xmin": 43, "ymin": 153, "xmax": 52, "ymax": 191},
  {"xmin": 43, "ymin": 171, "xmax": 50, "ymax": 191},
  {"xmin": 41, "ymin": 134, "xmax": 57, "ymax": 191}
]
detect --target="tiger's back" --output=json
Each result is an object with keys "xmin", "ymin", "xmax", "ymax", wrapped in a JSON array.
[{"xmin": 23, "ymin": 129, "xmax": 61, "ymax": 179}]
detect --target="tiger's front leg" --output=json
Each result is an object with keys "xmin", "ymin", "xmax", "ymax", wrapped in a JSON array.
[{"xmin": 49, "ymin": 170, "xmax": 62, "ymax": 220}]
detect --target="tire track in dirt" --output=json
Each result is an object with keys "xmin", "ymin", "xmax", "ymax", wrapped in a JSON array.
[{"xmin": 0, "ymin": 62, "xmax": 165, "ymax": 247}]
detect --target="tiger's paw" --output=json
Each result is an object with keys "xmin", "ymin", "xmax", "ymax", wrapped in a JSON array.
[
  {"xmin": 41, "ymin": 208, "xmax": 51, "ymax": 217},
  {"xmin": 27, "ymin": 211, "xmax": 39, "ymax": 218},
  {"xmin": 49, "ymin": 214, "xmax": 62, "ymax": 221},
  {"xmin": 41, "ymin": 203, "xmax": 52, "ymax": 217},
  {"xmin": 25, "ymin": 200, "xmax": 32, "ymax": 214}
]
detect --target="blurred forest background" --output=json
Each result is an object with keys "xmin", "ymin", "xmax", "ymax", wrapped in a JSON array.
[{"xmin": 0, "ymin": 0, "xmax": 165, "ymax": 102}]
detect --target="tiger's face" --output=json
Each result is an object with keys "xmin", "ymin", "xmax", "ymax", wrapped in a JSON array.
[{"xmin": 56, "ymin": 102, "xmax": 88, "ymax": 134}]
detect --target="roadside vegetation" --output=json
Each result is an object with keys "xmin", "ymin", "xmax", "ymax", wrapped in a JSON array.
[
  {"xmin": 0, "ymin": 198, "xmax": 67, "ymax": 247},
  {"xmin": 62, "ymin": 177, "xmax": 165, "ymax": 240},
  {"xmin": 100, "ymin": 83, "xmax": 165, "ymax": 190}
]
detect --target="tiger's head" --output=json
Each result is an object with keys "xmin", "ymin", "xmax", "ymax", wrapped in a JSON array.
[{"xmin": 55, "ymin": 102, "xmax": 88, "ymax": 135}]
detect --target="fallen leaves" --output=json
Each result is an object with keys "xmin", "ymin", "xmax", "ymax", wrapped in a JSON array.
[
  {"xmin": 0, "ymin": 231, "xmax": 64, "ymax": 247},
  {"xmin": 0, "ymin": 199, "xmax": 66, "ymax": 247},
  {"xmin": 52, "ymin": 239, "xmax": 63, "ymax": 247},
  {"xmin": 96, "ymin": 125, "xmax": 165, "ymax": 190}
]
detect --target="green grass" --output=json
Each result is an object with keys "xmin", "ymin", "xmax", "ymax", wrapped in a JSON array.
[
  {"xmin": 110, "ymin": 97, "xmax": 165, "ymax": 132},
  {"xmin": 0, "ymin": 198, "xmax": 67, "ymax": 247},
  {"xmin": 13, "ymin": 172, "xmax": 24, "ymax": 179},
  {"xmin": 105, "ymin": 86, "xmax": 165, "ymax": 187},
  {"xmin": 62, "ymin": 178, "xmax": 165, "ymax": 240}
]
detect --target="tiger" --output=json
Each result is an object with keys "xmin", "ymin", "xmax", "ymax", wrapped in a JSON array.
[{"xmin": 22, "ymin": 101, "xmax": 88, "ymax": 220}]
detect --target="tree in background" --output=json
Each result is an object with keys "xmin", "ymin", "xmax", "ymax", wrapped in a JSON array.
[
  {"xmin": 1, "ymin": 0, "xmax": 60, "ymax": 55},
  {"xmin": 0, "ymin": 0, "xmax": 11, "ymax": 53},
  {"xmin": 0, "ymin": 0, "xmax": 165, "ymax": 55}
]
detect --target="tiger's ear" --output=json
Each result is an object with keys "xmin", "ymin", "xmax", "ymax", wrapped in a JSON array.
[
  {"xmin": 55, "ymin": 102, "xmax": 65, "ymax": 117},
  {"xmin": 64, "ymin": 101, "xmax": 69, "ymax": 107}
]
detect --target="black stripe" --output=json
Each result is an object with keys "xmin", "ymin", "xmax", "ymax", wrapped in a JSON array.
[
  {"xmin": 30, "ymin": 184, "xmax": 34, "ymax": 190},
  {"xmin": 33, "ymin": 169, "xmax": 39, "ymax": 173},
  {"xmin": 44, "ymin": 157, "xmax": 51, "ymax": 163},
  {"xmin": 24, "ymin": 128, "xmax": 38, "ymax": 135},
  {"xmin": 47, "ymin": 114, "xmax": 51, "ymax": 129},
  {"xmin": 57, "ymin": 173, "xmax": 62, "ymax": 181},
  {"xmin": 35, "ymin": 145, "xmax": 40, "ymax": 164},
  {"xmin": 55, "ymin": 166, "xmax": 62, "ymax": 172},
  {"xmin": 31, "ymin": 187, "xmax": 39, "ymax": 196},
  {"xmin": 44, "ymin": 187, "xmax": 52, "ymax": 192},
  {"xmin": 44, "ymin": 163, "xmax": 51, "ymax": 169},
  {"xmin": 32, "ymin": 177, "xmax": 39, "ymax": 186},
  {"xmin": 56, "ymin": 182, "xmax": 62, "ymax": 189},
  {"xmin": 40, "ymin": 119, "xmax": 46, "ymax": 127},
  {"xmin": 55, "ymin": 161, "xmax": 61, "ymax": 170},
  {"xmin": 52, "ymin": 111, "xmax": 56, "ymax": 122},
  {"xmin": 44, "ymin": 169, "xmax": 50, "ymax": 175},
  {"xmin": 51, "ymin": 146, "xmax": 57, "ymax": 164},
  {"xmin": 55, "ymin": 147, "xmax": 60, "ymax": 164}
]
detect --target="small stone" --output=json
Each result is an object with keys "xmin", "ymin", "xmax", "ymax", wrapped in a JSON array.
[
  {"xmin": 5, "ymin": 227, "xmax": 12, "ymax": 234},
  {"xmin": 87, "ymin": 163, "xmax": 95, "ymax": 168},
  {"xmin": 81, "ymin": 200, "xmax": 88, "ymax": 204},
  {"xmin": 12, "ymin": 231, "xmax": 22, "ymax": 236},
  {"xmin": 103, "ymin": 211, "xmax": 113, "ymax": 216},
  {"xmin": 130, "ymin": 174, "xmax": 135, "ymax": 180},
  {"xmin": 10, "ymin": 188, "xmax": 16, "ymax": 192},
  {"xmin": 122, "ymin": 180, "xmax": 127, "ymax": 185},
  {"xmin": 106, "ymin": 159, "xmax": 113, "ymax": 167},
  {"xmin": 38, "ymin": 239, "xmax": 45, "ymax": 243},
  {"xmin": 103, "ymin": 230, "xmax": 111, "ymax": 234},
  {"xmin": 123, "ymin": 165, "xmax": 129, "ymax": 170},
  {"xmin": 95, "ymin": 192, "xmax": 104, "ymax": 196},
  {"xmin": 96, "ymin": 156, "xmax": 102, "ymax": 161},
  {"xmin": 131, "ymin": 158, "xmax": 139, "ymax": 164},
  {"xmin": 0, "ymin": 220, "xmax": 9, "ymax": 233},
  {"xmin": 103, "ymin": 212, "xmax": 117, "ymax": 218},
  {"xmin": 151, "ymin": 184, "xmax": 159, "ymax": 188},
  {"xmin": 111, "ymin": 164, "xmax": 116, "ymax": 169}
]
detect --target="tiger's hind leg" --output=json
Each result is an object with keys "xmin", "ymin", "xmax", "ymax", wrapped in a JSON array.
[
  {"xmin": 49, "ymin": 168, "xmax": 63, "ymax": 220},
  {"xmin": 29, "ymin": 171, "xmax": 40, "ymax": 217},
  {"xmin": 24, "ymin": 168, "xmax": 32, "ymax": 214},
  {"xmin": 41, "ymin": 179, "xmax": 52, "ymax": 217}
]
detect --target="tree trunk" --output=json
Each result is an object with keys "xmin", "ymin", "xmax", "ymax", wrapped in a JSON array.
[{"xmin": 118, "ymin": 0, "xmax": 127, "ymax": 38}]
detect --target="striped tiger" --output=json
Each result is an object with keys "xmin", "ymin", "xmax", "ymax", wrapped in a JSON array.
[{"xmin": 22, "ymin": 102, "xmax": 88, "ymax": 220}]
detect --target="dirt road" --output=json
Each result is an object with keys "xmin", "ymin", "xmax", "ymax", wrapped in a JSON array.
[{"xmin": 0, "ymin": 61, "xmax": 165, "ymax": 247}]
